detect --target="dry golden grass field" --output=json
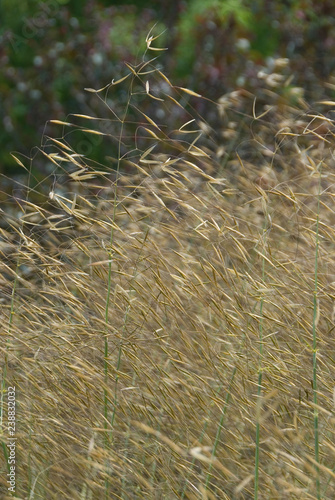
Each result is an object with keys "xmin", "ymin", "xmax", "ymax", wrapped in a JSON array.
[{"xmin": 1, "ymin": 45, "xmax": 335, "ymax": 499}]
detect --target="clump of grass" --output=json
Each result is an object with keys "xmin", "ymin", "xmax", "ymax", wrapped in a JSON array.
[{"xmin": 1, "ymin": 35, "xmax": 335, "ymax": 499}]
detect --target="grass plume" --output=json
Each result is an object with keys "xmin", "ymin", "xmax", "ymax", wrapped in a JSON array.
[{"xmin": 1, "ymin": 42, "xmax": 335, "ymax": 499}]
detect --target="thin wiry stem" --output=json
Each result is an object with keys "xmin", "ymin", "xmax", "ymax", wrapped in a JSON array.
[
  {"xmin": 204, "ymin": 367, "xmax": 236, "ymax": 492},
  {"xmin": 254, "ymin": 294, "xmax": 264, "ymax": 500},
  {"xmin": 103, "ymin": 72, "xmax": 134, "ymax": 500},
  {"xmin": 313, "ymin": 169, "xmax": 322, "ymax": 499},
  {"xmin": 254, "ymin": 214, "xmax": 269, "ymax": 500}
]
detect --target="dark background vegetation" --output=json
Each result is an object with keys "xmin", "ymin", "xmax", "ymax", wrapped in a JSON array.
[{"xmin": 1, "ymin": 0, "xmax": 335, "ymax": 175}]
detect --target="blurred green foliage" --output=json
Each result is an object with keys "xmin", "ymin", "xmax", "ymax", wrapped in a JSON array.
[
  {"xmin": 1, "ymin": 0, "xmax": 335, "ymax": 175},
  {"xmin": 176, "ymin": 0, "xmax": 252, "ymax": 76}
]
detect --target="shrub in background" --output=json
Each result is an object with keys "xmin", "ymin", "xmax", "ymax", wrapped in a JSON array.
[{"xmin": 1, "ymin": 0, "xmax": 335, "ymax": 176}]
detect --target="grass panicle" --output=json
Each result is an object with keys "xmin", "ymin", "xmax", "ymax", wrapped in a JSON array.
[{"xmin": 1, "ymin": 36, "xmax": 335, "ymax": 499}]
